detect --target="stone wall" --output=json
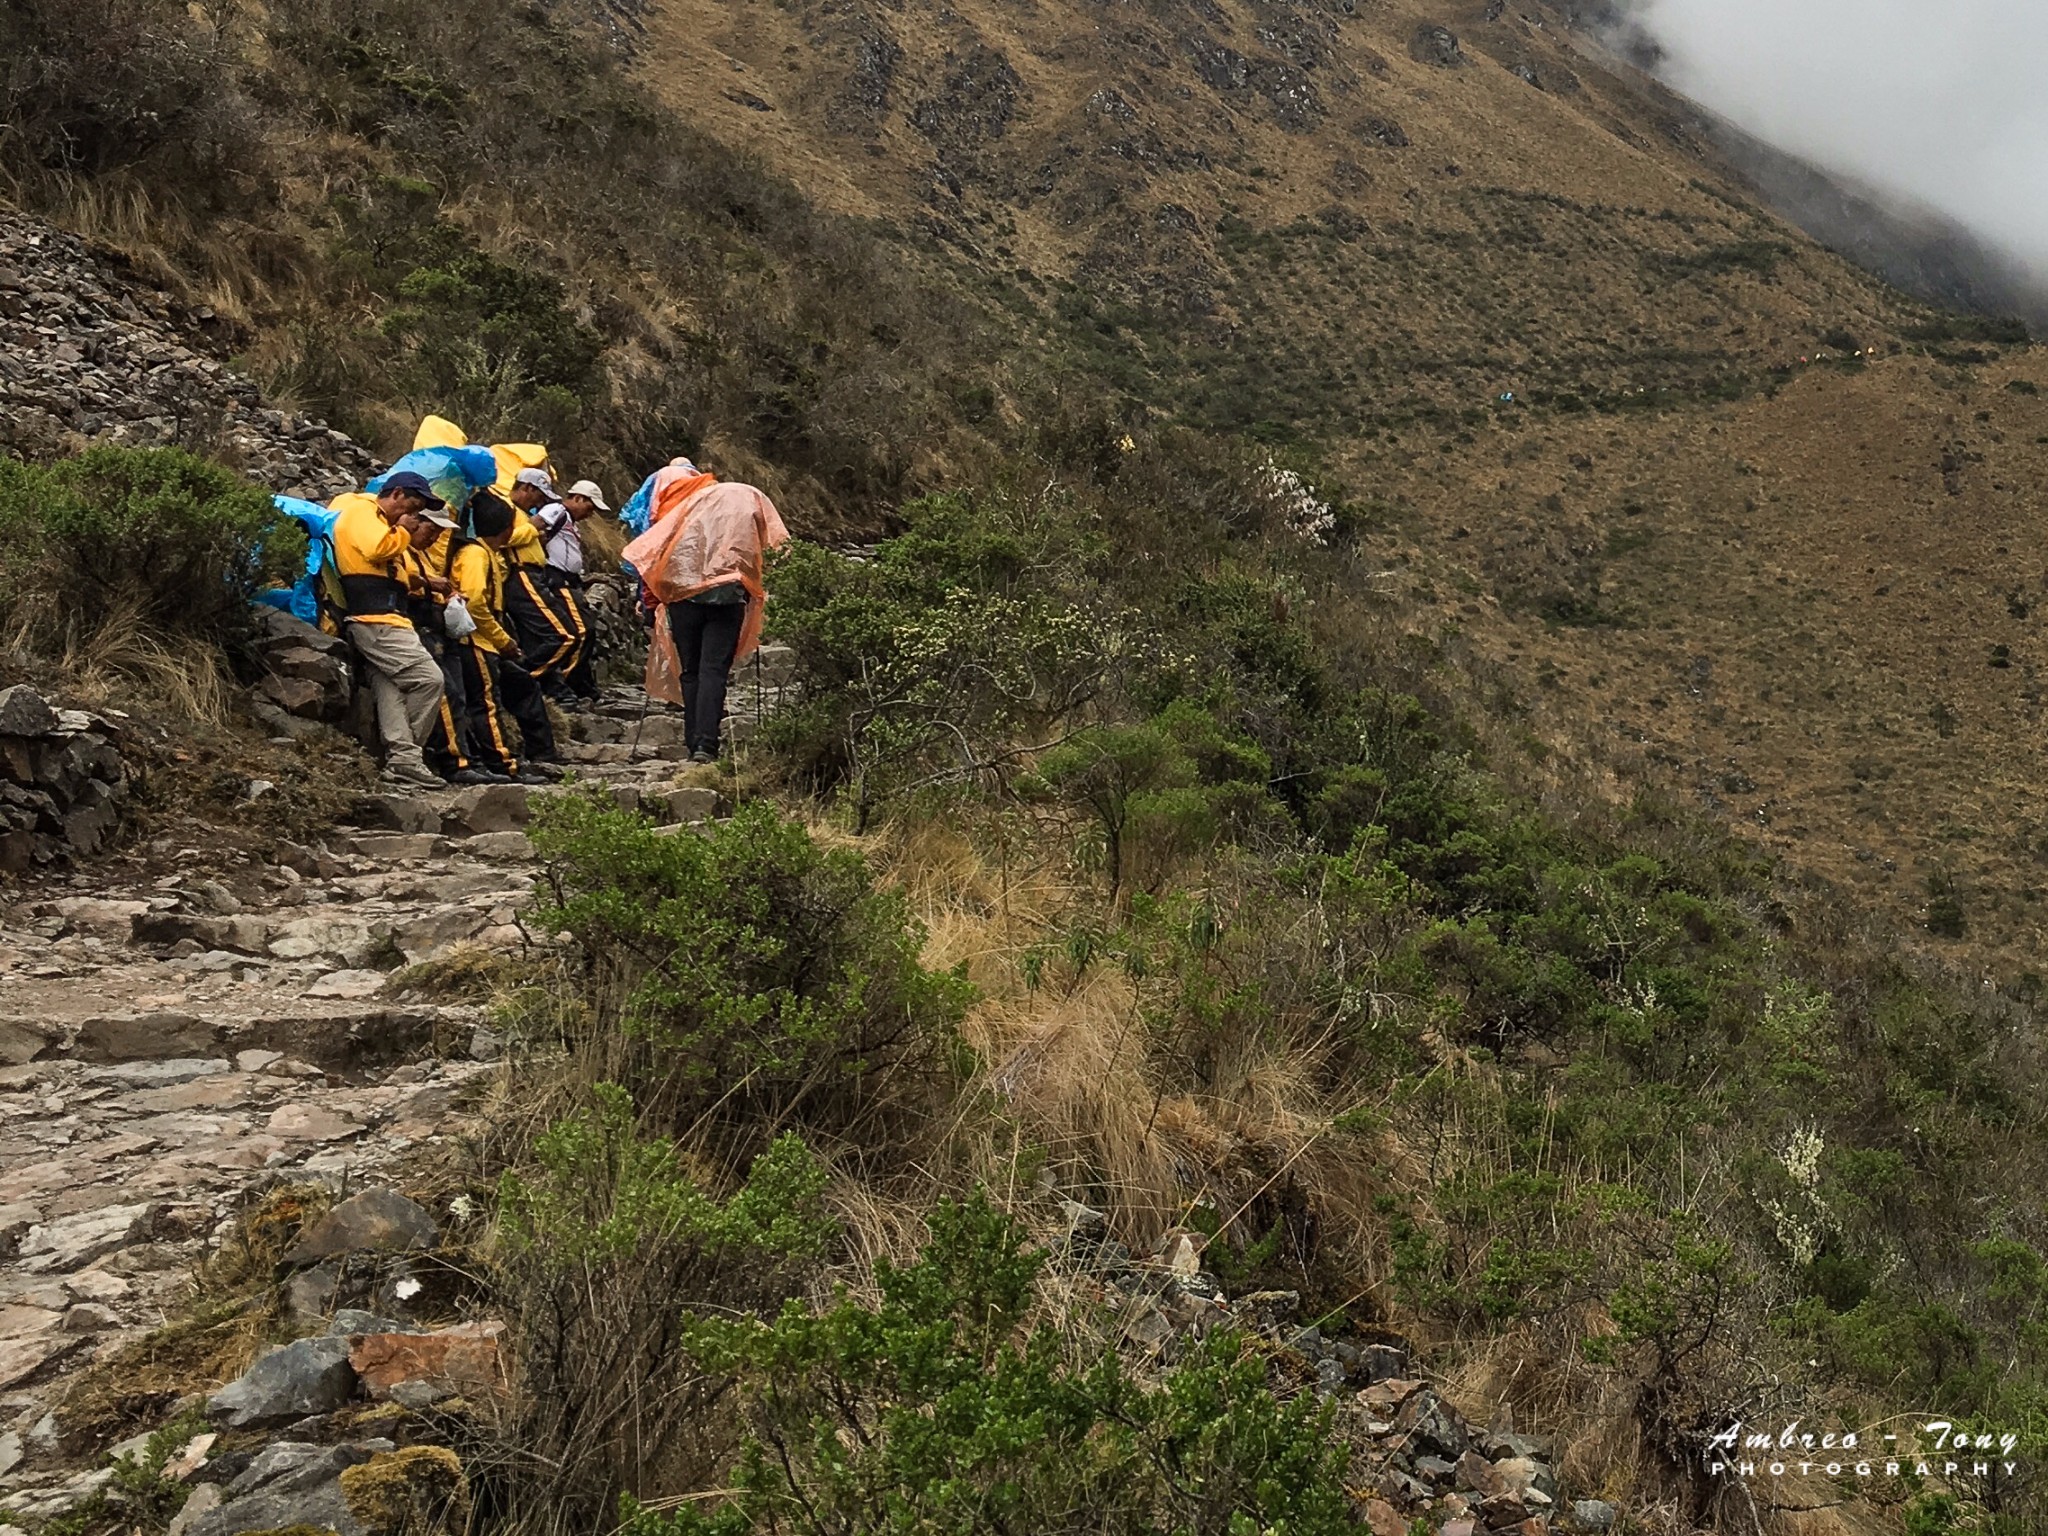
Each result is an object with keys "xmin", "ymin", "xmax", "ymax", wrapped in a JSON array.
[{"xmin": 0, "ymin": 686, "xmax": 130, "ymax": 874}]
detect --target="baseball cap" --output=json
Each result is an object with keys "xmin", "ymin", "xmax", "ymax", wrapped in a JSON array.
[
  {"xmin": 381, "ymin": 470, "xmax": 446, "ymax": 510},
  {"xmin": 514, "ymin": 467, "xmax": 558, "ymax": 495},
  {"xmin": 567, "ymin": 478, "xmax": 610, "ymax": 511}
]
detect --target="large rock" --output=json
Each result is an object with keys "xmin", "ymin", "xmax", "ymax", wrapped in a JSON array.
[
  {"xmin": 131, "ymin": 912, "xmax": 271, "ymax": 954},
  {"xmin": 76, "ymin": 1012, "xmax": 216, "ymax": 1062},
  {"xmin": 348, "ymin": 1322, "xmax": 505, "ymax": 1401},
  {"xmin": 207, "ymin": 1336, "xmax": 358, "ymax": 1429},
  {"xmin": 283, "ymin": 1189, "xmax": 440, "ymax": 1266},
  {"xmin": 655, "ymin": 786, "xmax": 720, "ymax": 824},
  {"xmin": 186, "ymin": 1439, "xmax": 387, "ymax": 1536},
  {"xmin": 255, "ymin": 606, "xmax": 350, "ymax": 657},
  {"xmin": 355, "ymin": 795, "xmax": 442, "ymax": 835},
  {"xmin": 19, "ymin": 1204, "xmax": 156, "ymax": 1273},
  {"xmin": 268, "ymin": 916, "xmax": 380, "ymax": 965},
  {"xmin": 394, "ymin": 906, "xmax": 488, "ymax": 963},
  {"xmin": 0, "ymin": 686, "xmax": 59, "ymax": 737},
  {"xmin": 0, "ymin": 1334, "xmax": 71, "ymax": 1390},
  {"xmin": 0, "ymin": 688, "xmax": 128, "ymax": 869},
  {"xmin": 439, "ymin": 784, "xmax": 528, "ymax": 836},
  {"xmin": 0, "ymin": 1018, "xmax": 60, "ymax": 1066}
]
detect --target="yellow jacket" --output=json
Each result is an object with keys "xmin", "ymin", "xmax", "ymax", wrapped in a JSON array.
[
  {"xmin": 505, "ymin": 513, "xmax": 547, "ymax": 568},
  {"xmin": 450, "ymin": 542, "xmax": 520, "ymax": 656},
  {"xmin": 330, "ymin": 493, "xmax": 414, "ymax": 628}
]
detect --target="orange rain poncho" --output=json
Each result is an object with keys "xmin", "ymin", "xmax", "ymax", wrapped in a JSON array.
[{"xmin": 621, "ymin": 481, "xmax": 791, "ymax": 703}]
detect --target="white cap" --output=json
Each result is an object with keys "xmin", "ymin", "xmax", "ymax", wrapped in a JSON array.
[
  {"xmin": 567, "ymin": 478, "xmax": 610, "ymax": 511},
  {"xmin": 514, "ymin": 467, "xmax": 557, "ymax": 495}
]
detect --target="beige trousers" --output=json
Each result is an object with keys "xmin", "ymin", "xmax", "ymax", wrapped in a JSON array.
[{"xmin": 345, "ymin": 620, "xmax": 445, "ymax": 773}]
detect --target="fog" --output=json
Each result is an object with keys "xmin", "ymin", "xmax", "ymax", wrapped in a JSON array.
[{"xmin": 1616, "ymin": 0, "xmax": 2048, "ymax": 284}]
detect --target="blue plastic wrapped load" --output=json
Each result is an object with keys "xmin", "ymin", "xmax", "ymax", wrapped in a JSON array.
[
  {"xmin": 257, "ymin": 494, "xmax": 341, "ymax": 624},
  {"xmin": 621, "ymin": 471, "xmax": 660, "ymax": 537},
  {"xmin": 366, "ymin": 445, "xmax": 499, "ymax": 515}
]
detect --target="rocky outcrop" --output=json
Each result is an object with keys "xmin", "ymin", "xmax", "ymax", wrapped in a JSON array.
[
  {"xmin": 0, "ymin": 685, "xmax": 130, "ymax": 873},
  {"xmin": 0, "ymin": 212, "xmax": 377, "ymax": 498},
  {"xmin": 250, "ymin": 608, "xmax": 356, "ymax": 736},
  {"xmin": 1053, "ymin": 1220, "xmax": 1607, "ymax": 1536}
]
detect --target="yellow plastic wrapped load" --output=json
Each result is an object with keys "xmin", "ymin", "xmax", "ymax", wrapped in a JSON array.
[
  {"xmin": 413, "ymin": 415, "xmax": 468, "ymax": 452},
  {"xmin": 490, "ymin": 442, "xmax": 552, "ymax": 499}
]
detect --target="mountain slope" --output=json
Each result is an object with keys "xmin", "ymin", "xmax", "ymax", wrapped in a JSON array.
[{"xmin": 631, "ymin": 0, "xmax": 2048, "ymax": 978}]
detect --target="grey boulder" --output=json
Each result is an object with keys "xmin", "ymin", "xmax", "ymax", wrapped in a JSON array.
[{"xmin": 207, "ymin": 1337, "xmax": 357, "ymax": 1429}]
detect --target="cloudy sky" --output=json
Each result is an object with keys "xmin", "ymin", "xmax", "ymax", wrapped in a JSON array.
[{"xmin": 1620, "ymin": 0, "xmax": 2048, "ymax": 279}]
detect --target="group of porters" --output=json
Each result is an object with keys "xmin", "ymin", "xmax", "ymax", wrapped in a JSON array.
[{"xmin": 322, "ymin": 450, "xmax": 788, "ymax": 791}]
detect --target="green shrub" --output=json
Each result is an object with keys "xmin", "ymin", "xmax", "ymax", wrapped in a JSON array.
[
  {"xmin": 624, "ymin": 1193, "xmax": 1361, "ymax": 1536},
  {"xmin": 497, "ymin": 1084, "xmax": 834, "ymax": 1529},
  {"xmin": 1026, "ymin": 701, "xmax": 1276, "ymax": 898},
  {"xmin": 0, "ymin": 446, "xmax": 301, "ymax": 652},
  {"xmin": 528, "ymin": 795, "xmax": 975, "ymax": 1144},
  {"xmin": 763, "ymin": 493, "xmax": 1119, "ymax": 823}
]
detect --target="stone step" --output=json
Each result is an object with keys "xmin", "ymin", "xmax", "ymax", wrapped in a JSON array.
[{"xmin": 22, "ymin": 1003, "xmax": 465, "ymax": 1074}]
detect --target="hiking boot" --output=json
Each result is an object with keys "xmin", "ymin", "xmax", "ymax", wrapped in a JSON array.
[
  {"xmin": 515, "ymin": 766, "xmax": 559, "ymax": 786},
  {"xmin": 446, "ymin": 768, "xmax": 497, "ymax": 786},
  {"xmin": 380, "ymin": 762, "xmax": 445, "ymax": 792},
  {"xmin": 688, "ymin": 749, "xmax": 717, "ymax": 766}
]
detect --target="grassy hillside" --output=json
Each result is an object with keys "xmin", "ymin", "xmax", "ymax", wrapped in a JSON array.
[{"xmin": 625, "ymin": 0, "xmax": 2048, "ymax": 980}]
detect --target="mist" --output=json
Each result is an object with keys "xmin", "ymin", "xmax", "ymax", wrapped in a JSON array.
[{"xmin": 1616, "ymin": 0, "xmax": 2048, "ymax": 286}]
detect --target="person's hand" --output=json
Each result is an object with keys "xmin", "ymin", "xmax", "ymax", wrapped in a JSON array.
[{"xmin": 424, "ymin": 576, "xmax": 453, "ymax": 597}]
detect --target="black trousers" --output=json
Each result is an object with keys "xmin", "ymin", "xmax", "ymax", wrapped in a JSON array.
[
  {"xmin": 669, "ymin": 598, "xmax": 745, "ymax": 757},
  {"xmin": 557, "ymin": 576, "xmax": 598, "ymax": 699},
  {"xmin": 504, "ymin": 564, "xmax": 580, "ymax": 703},
  {"xmin": 418, "ymin": 626, "xmax": 471, "ymax": 778},
  {"xmin": 456, "ymin": 641, "xmax": 556, "ymax": 775}
]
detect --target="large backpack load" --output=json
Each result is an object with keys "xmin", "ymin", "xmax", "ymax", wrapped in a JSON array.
[{"xmin": 257, "ymin": 494, "xmax": 342, "ymax": 627}]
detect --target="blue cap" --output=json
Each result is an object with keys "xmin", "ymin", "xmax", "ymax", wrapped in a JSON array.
[{"xmin": 381, "ymin": 470, "xmax": 446, "ymax": 511}]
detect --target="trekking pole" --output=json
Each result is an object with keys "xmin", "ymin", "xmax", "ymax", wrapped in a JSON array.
[{"xmin": 630, "ymin": 686, "xmax": 653, "ymax": 755}]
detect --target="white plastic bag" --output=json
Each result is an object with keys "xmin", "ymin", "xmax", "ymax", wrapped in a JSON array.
[{"xmin": 443, "ymin": 594, "xmax": 478, "ymax": 640}]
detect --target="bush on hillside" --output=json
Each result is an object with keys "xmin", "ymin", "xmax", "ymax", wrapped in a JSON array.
[
  {"xmin": 624, "ymin": 1193, "xmax": 1361, "ymax": 1536},
  {"xmin": 0, "ymin": 0, "xmax": 258, "ymax": 197},
  {"xmin": 1025, "ymin": 700, "xmax": 1280, "ymax": 898},
  {"xmin": 528, "ymin": 795, "xmax": 975, "ymax": 1148},
  {"xmin": 496, "ymin": 1084, "xmax": 833, "ymax": 1525},
  {"xmin": 0, "ymin": 446, "xmax": 301, "ymax": 655},
  {"xmin": 763, "ymin": 491, "xmax": 1121, "ymax": 823}
]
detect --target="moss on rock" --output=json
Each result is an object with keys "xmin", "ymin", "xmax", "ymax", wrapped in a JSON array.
[{"xmin": 338, "ymin": 1446, "xmax": 469, "ymax": 1536}]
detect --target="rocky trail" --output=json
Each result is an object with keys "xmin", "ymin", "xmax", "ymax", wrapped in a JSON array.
[{"xmin": 0, "ymin": 655, "xmax": 793, "ymax": 1531}]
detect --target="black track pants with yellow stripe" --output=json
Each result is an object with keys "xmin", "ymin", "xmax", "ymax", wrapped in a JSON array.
[
  {"xmin": 504, "ymin": 566, "xmax": 580, "ymax": 697},
  {"xmin": 455, "ymin": 641, "xmax": 521, "ymax": 777},
  {"xmin": 456, "ymin": 639, "xmax": 557, "ymax": 775},
  {"xmin": 420, "ymin": 628, "xmax": 470, "ymax": 777}
]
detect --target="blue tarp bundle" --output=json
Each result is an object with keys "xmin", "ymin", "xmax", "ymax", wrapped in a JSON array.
[
  {"xmin": 621, "ymin": 471, "xmax": 660, "ymax": 537},
  {"xmin": 367, "ymin": 445, "xmax": 500, "ymax": 515},
  {"xmin": 257, "ymin": 494, "xmax": 340, "ymax": 625}
]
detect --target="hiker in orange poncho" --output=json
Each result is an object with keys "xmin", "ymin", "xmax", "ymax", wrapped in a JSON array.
[{"xmin": 621, "ymin": 474, "xmax": 789, "ymax": 763}]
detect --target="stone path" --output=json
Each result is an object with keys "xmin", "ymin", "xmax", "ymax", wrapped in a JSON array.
[{"xmin": 0, "ymin": 671, "xmax": 784, "ymax": 1512}]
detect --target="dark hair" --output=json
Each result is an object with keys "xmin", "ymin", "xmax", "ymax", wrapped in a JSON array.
[{"xmin": 469, "ymin": 491, "xmax": 515, "ymax": 539}]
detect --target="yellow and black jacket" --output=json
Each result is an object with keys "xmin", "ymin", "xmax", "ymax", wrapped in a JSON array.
[
  {"xmin": 329, "ymin": 493, "xmax": 415, "ymax": 628},
  {"xmin": 449, "ymin": 541, "xmax": 521, "ymax": 657}
]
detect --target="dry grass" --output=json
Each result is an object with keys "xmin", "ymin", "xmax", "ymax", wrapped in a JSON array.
[
  {"xmin": 862, "ymin": 811, "xmax": 1404, "ymax": 1283},
  {"xmin": 53, "ymin": 1183, "xmax": 336, "ymax": 1454}
]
